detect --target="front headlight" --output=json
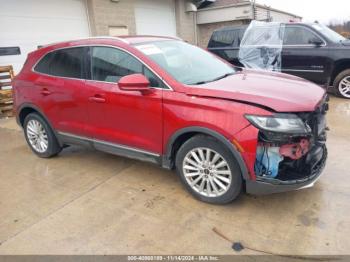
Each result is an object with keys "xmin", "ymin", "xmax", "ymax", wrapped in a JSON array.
[{"xmin": 245, "ymin": 114, "xmax": 311, "ymax": 134}]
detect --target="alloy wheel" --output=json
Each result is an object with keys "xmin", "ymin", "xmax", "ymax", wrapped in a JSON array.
[
  {"xmin": 26, "ymin": 119, "xmax": 49, "ymax": 153},
  {"xmin": 182, "ymin": 147, "xmax": 232, "ymax": 197},
  {"xmin": 339, "ymin": 76, "xmax": 350, "ymax": 98}
]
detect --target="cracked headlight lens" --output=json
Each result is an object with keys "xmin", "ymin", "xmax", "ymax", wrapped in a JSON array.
[{"xmin": 245, "ymin": 114, "xmax": 311, "ymax": 134}]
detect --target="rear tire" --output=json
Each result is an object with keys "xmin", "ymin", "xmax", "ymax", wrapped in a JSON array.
[
  {"xmin": 175, "ymin": 135, "xmax": 242, "ymax": 204},
  {"xmin": 334, "ymin": 69, "xmax": 350, "ymax": 99},
  {"xmin": 23, "ymin": 113, "xmax": 62, "ymax": 158}
]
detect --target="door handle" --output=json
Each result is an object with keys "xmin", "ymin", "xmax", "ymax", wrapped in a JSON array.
[
  {"xmin": 89, "ymin": 96, "xmax": 106, "ymax": 103},
  {"xmin": 40, "ymin": 88, "xmax": 51, "ymax": 96}
]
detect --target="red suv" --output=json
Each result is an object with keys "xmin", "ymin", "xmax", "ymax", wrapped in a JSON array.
[{"xmin": 13, "ymin": 36, "xmax": 328, "ymax": 204}]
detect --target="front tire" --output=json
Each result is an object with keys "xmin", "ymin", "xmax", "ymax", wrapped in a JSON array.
[
  {"xmin": 334, "ymin": 69, "xmax": 350, "ymax": 99},
  {"xmin": 23, "ymin": 113, "xmax": 62, "ymax": 158},
  {"xmin": 175, "ymin": 135, "xmax": 242, "ymax": 204}
]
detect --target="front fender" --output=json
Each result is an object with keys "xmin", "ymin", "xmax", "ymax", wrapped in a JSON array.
[{"xmin": 163, "ymin": 126, "xmax": 250, "ymax": 180}]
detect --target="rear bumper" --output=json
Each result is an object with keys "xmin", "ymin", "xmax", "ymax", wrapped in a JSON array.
[{"xmin": 246, "ymin": 146, "xmax": 327, "ymax": 195}]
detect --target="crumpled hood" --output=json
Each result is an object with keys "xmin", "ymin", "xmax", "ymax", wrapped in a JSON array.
[{"xmin": 186, "ymin": 69, "xmax": 326, "ymax": 112}]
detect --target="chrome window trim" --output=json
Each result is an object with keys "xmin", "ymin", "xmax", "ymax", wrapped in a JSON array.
[
  {"xmin": 283, "ymin": 25, "xmax": 327, "ymax": 47},
  {"xmin": 31, "ymin": 44, "xmax": 173, "ymax": 91},
  {"xmin": 58, "ymin": 131, "xmax": 160, "ymax": 157},
  {"xmin": 282, "ymin": 69, "xmax": 324, "ymax": 73}
]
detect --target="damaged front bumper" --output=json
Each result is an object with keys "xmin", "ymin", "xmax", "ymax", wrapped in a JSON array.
[
  {"xmin": 246, "ymin": 145, "xmax": 327, "ymax": 195},
  {"xmin": 244, "ymin": 95, "xmax": 329, "ymax": 195}
]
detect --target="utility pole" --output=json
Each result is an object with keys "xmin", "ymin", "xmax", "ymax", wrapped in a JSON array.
[
  {"xmin": 251, "ymin": 0, "xmax": 256, "ymax": 20},
  {"xmin": 267, "ymin": 6, "xmax": 271, "ymax": 22}
]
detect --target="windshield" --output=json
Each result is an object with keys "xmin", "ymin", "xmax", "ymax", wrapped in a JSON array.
[
  {"xmin": 135, "ymin": 40, "xmax": 235, "ymax": 85},
  {"xmin": 311, "ymin": 24, "xmax": 346, "ymax": 42}
]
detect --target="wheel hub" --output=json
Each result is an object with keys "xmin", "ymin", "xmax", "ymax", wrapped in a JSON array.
[
  {"xmin": 182, "ymin": 147, "xmax": 232, "ymax": 197},
  {"xmin": 339, "ymin": 76, "xmax": 350, "ymax": 98},
  {"xmin": 26, "ymin": 119, "xmax": 48, "ymax": 153}
]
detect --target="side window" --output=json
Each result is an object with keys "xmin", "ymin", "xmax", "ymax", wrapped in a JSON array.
[
  {"xmin": 34, "ymin": 52, "xmax": 54, "ymax": 74},
  {"xmin": 208, "ymin": 30, "xmax": 236, "ymax": 48},
  {"xmin": 284, "ymin": 27, "xmax": 323, "ymax": 45},
  {"xmin": 91, "ymin": 46, "xmax": 163, "ymax": 88},
  {"xmin": 143, "ymin": 67, "xmax": 162, "ymax": 88},
  {"xmin": 50, "ymin": 48, "xmax": 84, "ymax": 78},
  {"xmin": 35, "ymin": 48, "xmax": 85, "ymax": 78},
  {"xmin": 91, "ymin": 47, "xmax": 142, "ymax": 83}
]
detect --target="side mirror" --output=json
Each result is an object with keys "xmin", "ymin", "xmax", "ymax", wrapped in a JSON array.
[
  {"xmin": 118, "ymin": 74, "xmax": 150, "ymax": 91},
  {"xmin": 310, "ymin": 38, "xmax": 324, "ymax": 47}
]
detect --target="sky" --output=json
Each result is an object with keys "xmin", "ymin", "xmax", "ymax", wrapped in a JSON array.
[{"xmin": 256, "ymin": 0, "xmax": 350, "ymax": 24}]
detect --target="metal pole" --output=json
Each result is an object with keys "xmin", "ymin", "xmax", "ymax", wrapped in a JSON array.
[
  {"xmin": 194, "ymin": 11, "xmax": 198, "ymax": 45},
  {"xmin": 251, "ymin": 0, "xmax": 256, "ymax": 20}
]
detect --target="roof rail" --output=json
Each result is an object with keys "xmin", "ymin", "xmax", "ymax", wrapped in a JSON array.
[
  {"xmin": 85, "ymin": 36, "xmax": 129, "ymax": 44},
  {"xmin": 38, "ymin": 36, "xmax": 129, "ymax": 49}
]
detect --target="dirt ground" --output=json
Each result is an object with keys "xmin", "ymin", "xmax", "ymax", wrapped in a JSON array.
[{"xmin": 0, "ymin": 96, "xmax": 349, "ymax": 255}]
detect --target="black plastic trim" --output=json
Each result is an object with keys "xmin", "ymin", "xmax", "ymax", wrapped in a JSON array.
[{"xmin": 57, "ymin": 132, "xmax": 161, "ymax": 165}]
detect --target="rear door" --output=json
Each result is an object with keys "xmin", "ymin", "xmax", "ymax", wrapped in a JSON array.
[
  {"xmin": 282, "ymin": 25, "xmax": 331, "ymax": 85},
  {"xmin": 33, "ymin": 47, "xmax": 91, "ymax": 136}
]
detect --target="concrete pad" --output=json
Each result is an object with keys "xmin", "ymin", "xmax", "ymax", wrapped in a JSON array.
[
  {"xmin": 0, "ymin": 128, "xmax": 133, "ymax": 245},
  {"xmin": 0, "ymin": 95, "xmax": 349, "ymax": 255}
]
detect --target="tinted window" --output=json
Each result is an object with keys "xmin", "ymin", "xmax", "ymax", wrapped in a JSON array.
[
  {"xmin": 0, "ymin": 47, "xmax": 21, "ymax": 56},
  {"xmin": 91, "ymin": 47, "xmax": 143, "ymax": 83},
  {"xmin": 284, "ymin": 27, "xmax": 323, "ymax": 45},
  {"xmin": 209, "ymin": 30, "xmax": 237, "ymax": 48},
  {"xmin": 35, "ymin": 47, "xmax": 85, "ymax": 79},
  {"xmin": 91, "ymin": 46, "xmax": 162, "ymax": 87},
  {"xmin": 144, "ymin": 67, "xmax": 162, "ymax": 88},
  {"xmin": 34, "ymin": 52, "xmax": 54, "ymax": 74}
]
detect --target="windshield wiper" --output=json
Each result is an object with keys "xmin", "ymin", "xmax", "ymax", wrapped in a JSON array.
[
  {"xmin": 212, "ymin": 72, "xmax": 235, "ymax": 82},
  {"xmin": 189, "ymin": 72, "xmax": 235, "ymax": 85}
]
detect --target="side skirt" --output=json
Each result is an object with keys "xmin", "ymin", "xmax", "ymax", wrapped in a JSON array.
[{"xmin": 57, "ymin": 132, "xmax": 162, "ymax": 165}]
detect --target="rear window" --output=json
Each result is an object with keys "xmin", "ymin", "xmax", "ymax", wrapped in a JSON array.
[
  {"xmin": 208, "ymin": 29, "xmax": 244, "ymax": 48},
  {"xmin": 34, "ymin": 47, "xmax": 85, "ymax": 79}
]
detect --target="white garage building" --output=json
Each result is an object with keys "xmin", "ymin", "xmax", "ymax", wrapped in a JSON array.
[
  {"xmin": 0, "ymin": 0, "xmax": 186, "ymax": 74},
  {"xmin": 0, "ymin": 0, "xmax": 301, "ymax": 74},
  {"xmin": 0, "ymin": 0, "xmax": 90, "ymax": 73}
]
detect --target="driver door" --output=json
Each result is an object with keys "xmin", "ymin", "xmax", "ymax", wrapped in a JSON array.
[
  {"xmin": 282, "ymin": 25, "xmax": 331, "ymax": 85},
  {"xmin": 85, "ymin": 46, "xmax": 164, "ymax": 155}
]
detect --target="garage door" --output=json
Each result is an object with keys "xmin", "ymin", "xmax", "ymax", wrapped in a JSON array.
[
  {"xmin": 135, "ymin": 0, "xmax": 177, "ymax": 37},
  {"xmin": 0, "ymin": 0, "xmax": 90, "ymax": 74}
]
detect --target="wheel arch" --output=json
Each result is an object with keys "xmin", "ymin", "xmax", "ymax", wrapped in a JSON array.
[
  {"xmin": 330, "ymin": 59, "xmax": 350, "ymax": 86},
  {"xmin": 163, "ymin": 127, "xmax": 249, "ymax": 180},
  {"xmin": 18, "ymin": 103, "xmax": 47, "ymax": 125},
  {"xmin": 17, "ymin": 103, "xmax": 62, "ymax": 146}
]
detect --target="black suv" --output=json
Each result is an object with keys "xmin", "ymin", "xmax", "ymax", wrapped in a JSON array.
[{"xmin": 208, "ymin": 23, "xmax": 350, "ymax": 99}]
